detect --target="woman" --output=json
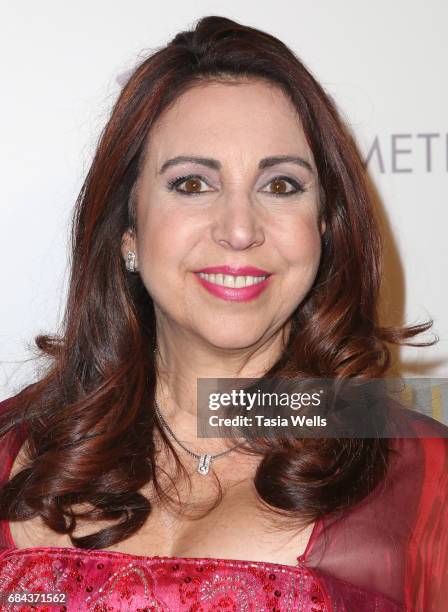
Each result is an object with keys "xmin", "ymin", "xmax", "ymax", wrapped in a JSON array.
[{"xmin": 0, "ymin": 15, "xmax": 447, "ymax": 611}]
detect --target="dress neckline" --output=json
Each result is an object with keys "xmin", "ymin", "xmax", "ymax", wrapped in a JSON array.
[
  {"xmin": 4, "ymin": 514, "xmax": 322, "ymax": 570},
  {"xmin": 0, "ymin": 544, "xmax": 318, "ymax": 573}
]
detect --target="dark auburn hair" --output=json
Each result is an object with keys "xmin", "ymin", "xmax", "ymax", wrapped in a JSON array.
[{"xmin": 0, "ymin": 15, "xmax": 436, "ymax": 549}]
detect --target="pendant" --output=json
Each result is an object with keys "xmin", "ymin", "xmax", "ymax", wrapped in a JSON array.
[{"xmin": 197, "ymin": 454, "xmax": 212, "ymax": 476}]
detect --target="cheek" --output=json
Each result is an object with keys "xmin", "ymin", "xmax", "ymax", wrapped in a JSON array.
[
  {"xmin": 277, "ymin": 218, "xmax": 322, "ymax": 269},
  {"xmin": 136, "ymin": 212, "xmax": 197, "ymax": 287}
]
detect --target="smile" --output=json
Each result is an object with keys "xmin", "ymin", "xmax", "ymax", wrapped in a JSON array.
[
  {"xmin": 193, "ymin": 271, "xmax": 272, "ymax": 302},
  {"xmin": 197, "ymin": 272, "xmax": 267, "ymax": 288}
]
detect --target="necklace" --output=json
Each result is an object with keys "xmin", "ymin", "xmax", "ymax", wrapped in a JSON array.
[{"xmin": 154, "ymin": 399, "xmax": 241, "ymax": 476}]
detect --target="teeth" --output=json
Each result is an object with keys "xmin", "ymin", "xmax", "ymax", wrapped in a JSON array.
[{"xmin": 198, "ymin": 272, "xmax": 267, "ymax": 288}]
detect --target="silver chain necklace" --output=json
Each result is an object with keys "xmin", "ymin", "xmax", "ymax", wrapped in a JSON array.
[{"xmin": 154, "ymin": 399, "xmax": 241, "ymax": 476}]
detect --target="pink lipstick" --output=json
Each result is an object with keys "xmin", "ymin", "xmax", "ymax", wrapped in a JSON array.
[{"xmin": 192, "ymin": 265, "xmax": 272, "ymax": 302}]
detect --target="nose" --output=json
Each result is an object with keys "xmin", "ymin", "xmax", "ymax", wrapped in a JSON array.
[{"xmin": 211, "ymin": 189, "xmax": 265, "ymax": 251}]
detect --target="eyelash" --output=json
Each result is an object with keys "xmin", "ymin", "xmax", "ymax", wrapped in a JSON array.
[{"xmin": 166, "ymin": 174, "xmax": 305, "ymax": 197}]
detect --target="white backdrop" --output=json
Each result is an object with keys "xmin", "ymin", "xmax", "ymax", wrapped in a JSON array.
[{"xmin": 1, "ymin": 0, "xmax": 447, "ymax": 401}]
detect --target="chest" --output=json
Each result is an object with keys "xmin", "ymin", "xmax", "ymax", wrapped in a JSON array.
[
  {"xmin": 10, "ymin": 474, "xmax": 314, "ymax": 566},
  {"xmin": 117, "ymin": 480, "xmax": 314, "ymax": 565}
]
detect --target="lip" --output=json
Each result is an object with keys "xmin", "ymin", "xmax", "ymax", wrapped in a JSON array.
[
  {"xmin": 193, "ymin": 265, "xmax": 271, "ymax": 277},
  {"xmin": 193, "ymin": 270, "xmax": 272, "ymax": 303}
]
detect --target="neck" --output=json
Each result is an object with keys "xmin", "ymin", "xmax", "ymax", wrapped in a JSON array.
[{"xmin": 152, "ymin": 328, "xmax": 289, "ymax": 458}]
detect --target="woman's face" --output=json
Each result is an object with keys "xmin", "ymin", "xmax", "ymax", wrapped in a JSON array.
[{"xmin": 122, "ymin": 79, "xmax": 325, "ymax": 351}]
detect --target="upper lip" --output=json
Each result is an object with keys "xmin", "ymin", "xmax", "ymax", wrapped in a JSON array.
[{"xmin": 194, "ymin": 265, "xmax": 271, "ymax": 277}]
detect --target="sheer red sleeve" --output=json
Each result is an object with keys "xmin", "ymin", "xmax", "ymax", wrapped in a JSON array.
[
  {"xmin": 303, "ymin": 402, "xmax": 448, "ymax": 612},
  {"xmin": 404, "ymin": 420, "xmax": 448, "ymax": 610}
]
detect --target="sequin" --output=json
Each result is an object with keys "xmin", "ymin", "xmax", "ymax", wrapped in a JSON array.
[{"xmin": 0, "ymin": 548, "xmax": 329, "ymax": 611}]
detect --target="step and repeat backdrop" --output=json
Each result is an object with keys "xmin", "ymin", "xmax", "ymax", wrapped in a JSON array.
[{"xmin": 1, "ymin": 1, "xmax": 447, "ymax": 406}]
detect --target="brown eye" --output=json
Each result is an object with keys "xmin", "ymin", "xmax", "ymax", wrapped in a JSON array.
[
  {"xmin": 270, "ymin": 178, "xmax": 290, "ymax": 194},
  {"xmin": 183, "ymin": 177, "xmax": 203, "ymax": 192},
  {"xmin": 167, "ymin": 174, "xmax": 212, "ymax": 195},
  {"xmin": 262, "ymin": 176, "xmax": 304, "ymax": 197}
]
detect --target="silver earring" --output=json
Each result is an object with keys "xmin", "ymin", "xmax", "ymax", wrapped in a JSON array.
[{"xmin": 125, "ymin": 251, "xmax": 138, "ymax": 272}]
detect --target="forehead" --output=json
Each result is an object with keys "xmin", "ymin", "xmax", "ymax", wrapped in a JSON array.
[{"xmin": 145, "ymin": 79, "xmax": 312, "ymax": 168}]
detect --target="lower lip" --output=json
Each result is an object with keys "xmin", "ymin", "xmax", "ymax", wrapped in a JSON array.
[{"xmin": 194, "ymin": 273, "xmax": 272, "ymax": 302}]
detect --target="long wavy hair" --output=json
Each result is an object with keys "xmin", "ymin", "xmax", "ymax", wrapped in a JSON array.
[{"xmin": 0, "ymin": 15, "xmax": 436, "ymax": 549}]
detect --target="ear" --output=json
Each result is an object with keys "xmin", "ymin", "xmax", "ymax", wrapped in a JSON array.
[
  {"xmin": 121, "ymin": 228, "xmax": 137, "ymax": 261},
  {"xmin": 320, "ymin": 219, "xmax": 326, "ymax": 236}
]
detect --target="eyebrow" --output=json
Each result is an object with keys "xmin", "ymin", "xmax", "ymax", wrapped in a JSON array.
[{"xmin": 158, "ymin": 154, "xmax": 315, "ymax": 175}]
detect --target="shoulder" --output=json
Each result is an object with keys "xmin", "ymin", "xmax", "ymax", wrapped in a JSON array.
[
  {"xmin": 0, "ymin": 389, "xmax": 31, "ymax": 552},
  {"xmin": 386, "ymin": 400, "xmax": 448, "ymax": 488},
  {"xmin": 0, "ymin": 390, "xmax": 22, "ymax": 416},
  {"xmin": 387, "ymin": 398, "xmax": 448, "ymax": 460},
  {"xmin": 0, "ymin": 383, "xmax": 35, "ymax": 416},
  {"xmin": 387, "ymin": 404, "xmax": 448, "ymax": 608},
  {"xmin": 386, "ymin": 401, "xmax": 448, "ymax": 578},
  {"xmin": 0, "ymin": 388, "xmax": 30, "ymax": 486}
]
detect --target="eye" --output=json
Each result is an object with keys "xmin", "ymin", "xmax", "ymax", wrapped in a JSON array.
[
  {"xmin": 261, "ymin": 176, "xmax": 305, "ymax": 197},
  {"xmin": 166, "ymin": 174, "xmax": 213, "ymax": 195},
  {"xmin": 166, "ymin": 173, "xmax": 305, "ymax": 197}
]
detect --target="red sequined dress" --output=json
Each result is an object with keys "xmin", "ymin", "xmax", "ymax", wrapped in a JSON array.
[{"xmin": 0, "ymin": 392, "xmax": 447, "ymax": 611}]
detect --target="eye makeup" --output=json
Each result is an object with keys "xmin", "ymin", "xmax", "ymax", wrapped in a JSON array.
[{"xmin": 165, "ymin": 174, "xmax": 306, "ymax": 197}]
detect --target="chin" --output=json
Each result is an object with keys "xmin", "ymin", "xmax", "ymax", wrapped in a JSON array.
[{"xmin": 198, "ymin": 327, "xmax": 268, "ymax": 352}]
